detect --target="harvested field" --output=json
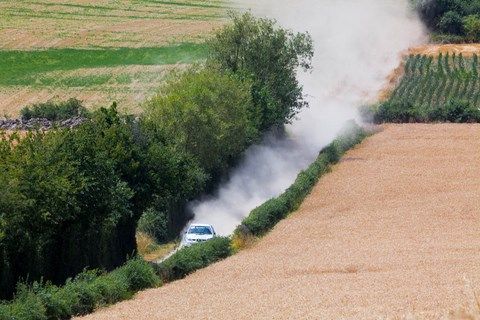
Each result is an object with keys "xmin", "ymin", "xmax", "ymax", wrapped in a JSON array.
[
  {"xmin": 0, "ymin": 0, "xmax": 227, "ymax": 50},
  {"xmin": 79, "ymin": 124, "xmax": 480, "ymax": 319},
  {"xmin": 0, "ymin": 0, "xmax": 226, "ymax": 116},
  {"xmin": 409, "ymin": 44, "xmax": 480, "ymax": 57}
]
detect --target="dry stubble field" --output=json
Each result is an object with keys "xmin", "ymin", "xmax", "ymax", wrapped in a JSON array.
[
  {"xmin": 78, "ymin": 124, "xmax": 480, "ymax": 319},
  {"xmin": 0, "ymin": 0, "xmax": 227, "ymax": 116}
]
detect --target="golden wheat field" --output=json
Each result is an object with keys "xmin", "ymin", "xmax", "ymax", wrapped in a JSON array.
[{"xmin": 76, "ymin": 124, "xmax": 480, "ymax": 320}]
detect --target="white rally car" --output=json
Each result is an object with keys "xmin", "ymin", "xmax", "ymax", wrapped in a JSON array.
[{"xmin": 182, "ymin": 223, "xmax": 217, "ymax": 246}]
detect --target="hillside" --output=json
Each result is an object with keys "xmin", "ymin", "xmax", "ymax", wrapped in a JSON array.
[{"xmin": 78, "ymin": 124, "xmax": 480, "ymax": 319}]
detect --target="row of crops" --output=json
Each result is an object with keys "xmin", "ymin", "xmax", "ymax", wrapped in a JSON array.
[{"xmin": 390, "ymin": 53, "xmax": 480, "ymax": 109}]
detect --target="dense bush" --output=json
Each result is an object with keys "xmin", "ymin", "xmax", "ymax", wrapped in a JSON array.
[
  {"xmin": 20, "ymin": 98, "xmax": 89, "ymax": 121},
  {"xmin": 372, "ymin": 99, "xmax": 480, "ymax": 123},
  {"xmin": 429, "ymin": 99, "xmax": 480, "ymax": 122},
  {"xmin": 156, "ymin": 237, "xmax": 232, "ymax": 282},
  {"xmin": 137, "ymin": 208, "xmax": 169, "ymax": 243},
  {"xmin": 239, "ymin": 123, "xmax": 367, "ymax": 236},
  {"xmin": 0, "ymin": 259, "xmax": 159, "ymax": 320}
]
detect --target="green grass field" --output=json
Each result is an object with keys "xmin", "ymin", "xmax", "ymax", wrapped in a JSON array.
[{"xmin": 0, "ymin": 44, "xmax": 208, "ymax": 87}]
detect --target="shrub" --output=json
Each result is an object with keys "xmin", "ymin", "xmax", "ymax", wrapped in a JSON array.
[
  {"xmin": 113, "ymin": 258, "xmax": 159, "ymax": 292},
  {"xmin": 438, "ymin": 11, "xmax": 465, "ymax": 35},
  {"xmin": 0, "ymin": 259, "xmax": 158, "ymax": 320},
  {"xmin": 20, "ymin": 98, "xmax": 89, "ymax": 121},
  {"xmin": 145, "ymin": 66, "xmax": 256, "ymax": 181},
  {"xmin": 156, "ymin": 237, "xmax": 232, "ymax": 282},
  {"xmin": 372, "ymin": 99, "xmax": 480, "ymax": 124},
  {"xmin": 0, "ymin": 285, "xmax": 46, "ymax": 320},
  {"xmin": 429, "ymin": 99, "xmax": 480, "ymax": 122},
  {"xmin": 373, "ymin": 101, "xmax": 427, "ymax": 123},
  {"xmin": 137, "ymin": 208, "xmax": 169, "ymax": 243},
  {"xmin": 239, "ymin": 123, "xmax": 367, "ymax": 237},
  {"xmin": 464, "ymin": 14, "xmax": 480, "ymax": 42}
]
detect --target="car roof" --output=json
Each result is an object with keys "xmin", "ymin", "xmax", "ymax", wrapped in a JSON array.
[{"xmin": 189, "ymin": 223, "xmax": 213, "ymax": 228}]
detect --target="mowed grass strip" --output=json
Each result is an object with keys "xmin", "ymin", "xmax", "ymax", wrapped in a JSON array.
[{"xmin": 0, "ymin": 43, "xmax": 208, "ymax": 86}]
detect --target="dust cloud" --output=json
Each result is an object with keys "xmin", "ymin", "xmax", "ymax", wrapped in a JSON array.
[{"xmin": 189, "ymin": 0, "xmax": 426, "ymax": 236}]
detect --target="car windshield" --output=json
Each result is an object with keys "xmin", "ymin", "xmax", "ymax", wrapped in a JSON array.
[{"xmin": 188, "ymin": 226, "xmax": 212, "ymax": 235}]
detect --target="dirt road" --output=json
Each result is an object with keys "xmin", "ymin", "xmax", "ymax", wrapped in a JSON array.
[{"xmin": 79, "ymin": 124, "xmax": 480, "ymax": 319}]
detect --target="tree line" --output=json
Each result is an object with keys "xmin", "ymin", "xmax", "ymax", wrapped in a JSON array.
[
  {"xmin": 415, "ymin": 0, "xmax": 480, "ymax": 42},
  {"xmin": 0, "ymin": 12, "xmax": 313, "ymax": 299}
]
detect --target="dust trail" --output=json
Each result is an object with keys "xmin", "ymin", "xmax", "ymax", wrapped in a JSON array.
[{"xmin": 189, "ymin": 0, "xmax": 426, "ymax": 236}]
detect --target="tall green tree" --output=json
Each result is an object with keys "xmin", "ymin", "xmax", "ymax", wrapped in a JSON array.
[{"xmin": 208, "ymin": 12, "xmax": 314, "ymax": 132}]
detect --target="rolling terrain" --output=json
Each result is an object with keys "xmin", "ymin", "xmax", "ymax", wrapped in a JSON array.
[
  {"xmin": 0, "ymin": 0, "xmax": 227, "ymax": 116},
  {"xmin": 78, "ymin": 124, "xmax": 480, "ymax": 319}
]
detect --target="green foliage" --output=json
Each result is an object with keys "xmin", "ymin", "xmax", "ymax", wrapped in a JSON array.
[
  {"xmin": 145, "ymin": 65, "xmax": 256, "ymax": 180},
  {"xmin": 415, "ymin": 0, "xmax": 480, "ymax": 42},
  {"xmin": 137, "ymin": 208, "xmax": 169, "ymax": 243},
  {"xmin": 373, "ymin": 54, "xmax": 480, "ymax": 123},
  {"xmin": 373, "ymin": 101, "xmax": 427, "ymax": 123},
  {"xmin": 0, "ymin": 105, "xmax": 204, "ymax": 299},
  {"xmin": 464, "ymin": 14, "xmax": 480, "ymax": 41},
  {"xmin": 0, "ymin": 259, "xmax": 158, "ymax": 320},
  {"xmin": 20, "ymin": 98, "xmax": 89, "ymax": 121},
  {"xmin": 239, "ymin": 123, "xmax": 367, "ymax": 236},
  {"xmin": 208, "ymin": 12, "xmax": 314, "ymax": 131},
  {"xmin": 429, "ymin": 99, "xmax": 480, "ymax": 122},
  {"xmin": 438, "ymin": 10, "xmax": 465, "ymax": 35},
  {"xmin": 156, "ymin": 237, "xmax": 232, "ymax": 282}
]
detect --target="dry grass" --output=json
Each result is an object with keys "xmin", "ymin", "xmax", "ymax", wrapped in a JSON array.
[
  {"xmin": 136, "ymin": 233, "xmax": 178, "ymax": 263},
  {"xmin": 78, "ymin": 124, "xmax": 480, "ymax": 320},
  {"xmin": 408, "ymin": 44, "xmax": 480, "ymax": 57},
  {"xmin": 0, "ymin": 0, "xmax": 226, "ymax": 50},
  {"xmin": 0, "ymin": 64, "xmax": 182, "ymax": 117}
]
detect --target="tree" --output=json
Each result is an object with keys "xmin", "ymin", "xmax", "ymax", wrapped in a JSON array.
[
  {"xmin": 464, "ymin": 14, "xmax": 480, "ymax": 41},
  {"xmin": 208, "ymin": 12, "xmax": 314, "ymax": 132},
  {"xmin": 145, "ymin": 66, "xmax": 256, "ymax": 180},
  {"xmin": 438, "ymin": 10, "xmax": 465, "ymax": 34}
]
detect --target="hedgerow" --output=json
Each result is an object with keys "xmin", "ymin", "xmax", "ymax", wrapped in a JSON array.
[
  {"xmin": 0, "ymin": 259, "xmax": 159, "ymax": 320},
  {"xmin": 155, "ymin": 237, "xmax": 232, "ymax": 282},
  {"xmin": 238, "ymin": 122, "xmax": 368, "ymax": 237}
]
